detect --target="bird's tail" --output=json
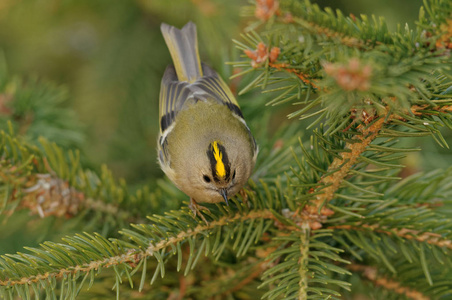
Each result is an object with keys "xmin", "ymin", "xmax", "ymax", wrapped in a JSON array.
[{"xmin": 160, "ymin": 22, "xmax": 203, "ymax": 83}]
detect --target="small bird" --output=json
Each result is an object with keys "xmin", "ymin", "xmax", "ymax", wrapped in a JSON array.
[{"xmin": 158, "ymin": 22, "xmax": 258, "ymax": 221}]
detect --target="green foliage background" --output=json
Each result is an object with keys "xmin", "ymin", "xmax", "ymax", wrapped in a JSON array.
[{"xmin": 0, "ymin": 0, "xmax": 451, "ymax": 299}]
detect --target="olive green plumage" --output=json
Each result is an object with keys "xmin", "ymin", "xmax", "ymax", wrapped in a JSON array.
[{"xmin": 158, "ymin": 22, "xmax": 257, "ymax": 209}]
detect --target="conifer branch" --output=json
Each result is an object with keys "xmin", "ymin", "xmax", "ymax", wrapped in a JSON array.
[
  {"xmin": 329, "ymin": 224, "xmax": 452, "ymax": 250},
  {"xmin": 411, "ymin": 104, "xmax": 452, "ymax": 115},
  {"xmin": 292, "ymin": 17, "xmax": 368, "ymax": 49},
  {"xmin": 0, "ymin": 248, "xmax": 142, "ymax": 287},
  {"xmin": 298, "ymin": 224, "xmax": 310, "ymax": 300},
  {"xmin": 15, "ymin": 171, "xmax": 119, "ymax": 219},
  {"xmin": 147, "ymin": 209, "xmax": 321, "ymax": 255},
  {"xmin": 0, "ymin": 132, "xmax": 151, "ymax": 225},
  {"xmin": 0, "ymin": 208, "xmax": 317, "ymax": 289},
  {"xmin": 146, "ymin": 210, "xmax": 273, "ymax": 254},
  {"xmin": 347, "ymin": 264, "xmax": 430, "ymax": 300},
  {"xmin": 1, "ymin": 157, "xmax": 131, "ymax": 221},
  {"xmin": 299, "ymin": 100, "xmax": 452, "ymax": 229},
  {"xmin": 242, "ymin": 41, "xmax": 319, "ymax": 89},
  {"xmin": 253, "ymin": 0, "xmax": 373, "ymax": 49},
  {"xmin": 304, "ymin": 112, "xmax": 388, "ymax": 217},
  {"xmin": 268, "ymin": 62, "xmax": 319, "ymax": 89}
]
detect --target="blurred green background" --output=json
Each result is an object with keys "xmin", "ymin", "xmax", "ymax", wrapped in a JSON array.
[
  {"xmin": 0, "ymin": 0, "xmax": 244, "ymax": 186},
  {"xmin": 1, "ymin": 0, "xmax": 450, "ymax": 252}
]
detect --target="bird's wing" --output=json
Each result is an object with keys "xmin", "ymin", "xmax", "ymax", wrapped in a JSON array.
[
  {"xmin": 190, "ymin": 63, "xmax": 244, "ymax": 119},
  {"xmin": 159, "ymin": 63, "xmax": 244, "ymax": 133},
  {"xmin": 159, "ymin": 65, "xmax": 192, "ymax": 133}
]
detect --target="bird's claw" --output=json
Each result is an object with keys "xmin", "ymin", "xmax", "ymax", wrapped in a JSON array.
[{"xmin": 189, "ymin": 198, "xmax": 210, "ymax": 225}]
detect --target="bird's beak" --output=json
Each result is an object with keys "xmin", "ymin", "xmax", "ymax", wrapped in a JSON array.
[{"xmin": 220, "ymin": 189, "xmax": 229, "ymax": 205}]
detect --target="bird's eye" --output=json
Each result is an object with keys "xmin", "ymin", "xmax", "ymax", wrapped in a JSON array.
[
  {"xmin": 232, "ymin": 170, "xmax": 236, "ymax": 180},
  {"xmin": 203, "ymin": 175, "xmax": 211, "ymax": 183}
]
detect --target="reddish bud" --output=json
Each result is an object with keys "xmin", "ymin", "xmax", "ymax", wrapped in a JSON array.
[
  {"xmin": 324, "ymin": 58, "xmax": 372, "ymax": 91},
  {"xmin": 245, "ymin": 42, "xmax": 280, "ymax": 68},
  {"xmin": 255, "ymin": 0, "xmax": 280, "ymax": 21}
]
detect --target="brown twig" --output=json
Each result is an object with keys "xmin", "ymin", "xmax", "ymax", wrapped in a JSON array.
[
  {"xmin": 0, "ymin": 249, "xmax": 144, "ymax": 287},
  {"xmin": 347, "ymin": 264, "xmax": 430, "ymax": 300},
  {"xmin": 301, "ymin": 112, "xmax": 388, "ymax": 226},
  {"xmin": 227, "ymin": 261, "xmax": 267, "ymax": 294},
  {"xmin": 329, "ymin": 224, "xmax": 452, "ymax": 250},
  {"xmin": 411, "ymin": 104, "xmax": 452, "ymax": 115},
  {"xmin": 268, "ymin": 62, "xmax": 319, "ymax": 89},
  {"xmin": 243, "ymin": 42, "xmax": 319, "ymax": 89},
  {"xmin": 177, "ymin": 274, "xmax": 187, "ymax": 300},
  {"xmin": 292, "ymin": 18, "xmax": 368, "ymax": 49}
]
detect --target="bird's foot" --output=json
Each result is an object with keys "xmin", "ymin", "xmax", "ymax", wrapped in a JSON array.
[
  {"xmin": 189, "ymin": 198, "xmax": 210, "ymax": 225},
  {"xmin": 239, "ymin": 188, "xmax": 249, "ymax": 206}
]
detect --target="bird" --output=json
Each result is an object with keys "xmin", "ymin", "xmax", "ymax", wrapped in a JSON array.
[{"xmin": 158, "ymin": 22, "xmax": 258, "ymax": 222}]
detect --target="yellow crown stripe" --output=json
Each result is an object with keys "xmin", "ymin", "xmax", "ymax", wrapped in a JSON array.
[{"xmin": 212, "ymin": 141, "xmax": 226, "ymax": 179}]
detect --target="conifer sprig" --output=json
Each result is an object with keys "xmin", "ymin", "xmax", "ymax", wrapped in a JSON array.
[
  {"xmin": 0, "ymin": 130, "xmax": 156, "ymax": 230},
  {"xmin": 347, "ymin": 264, "xmax": 430, "ymax": 300}
]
